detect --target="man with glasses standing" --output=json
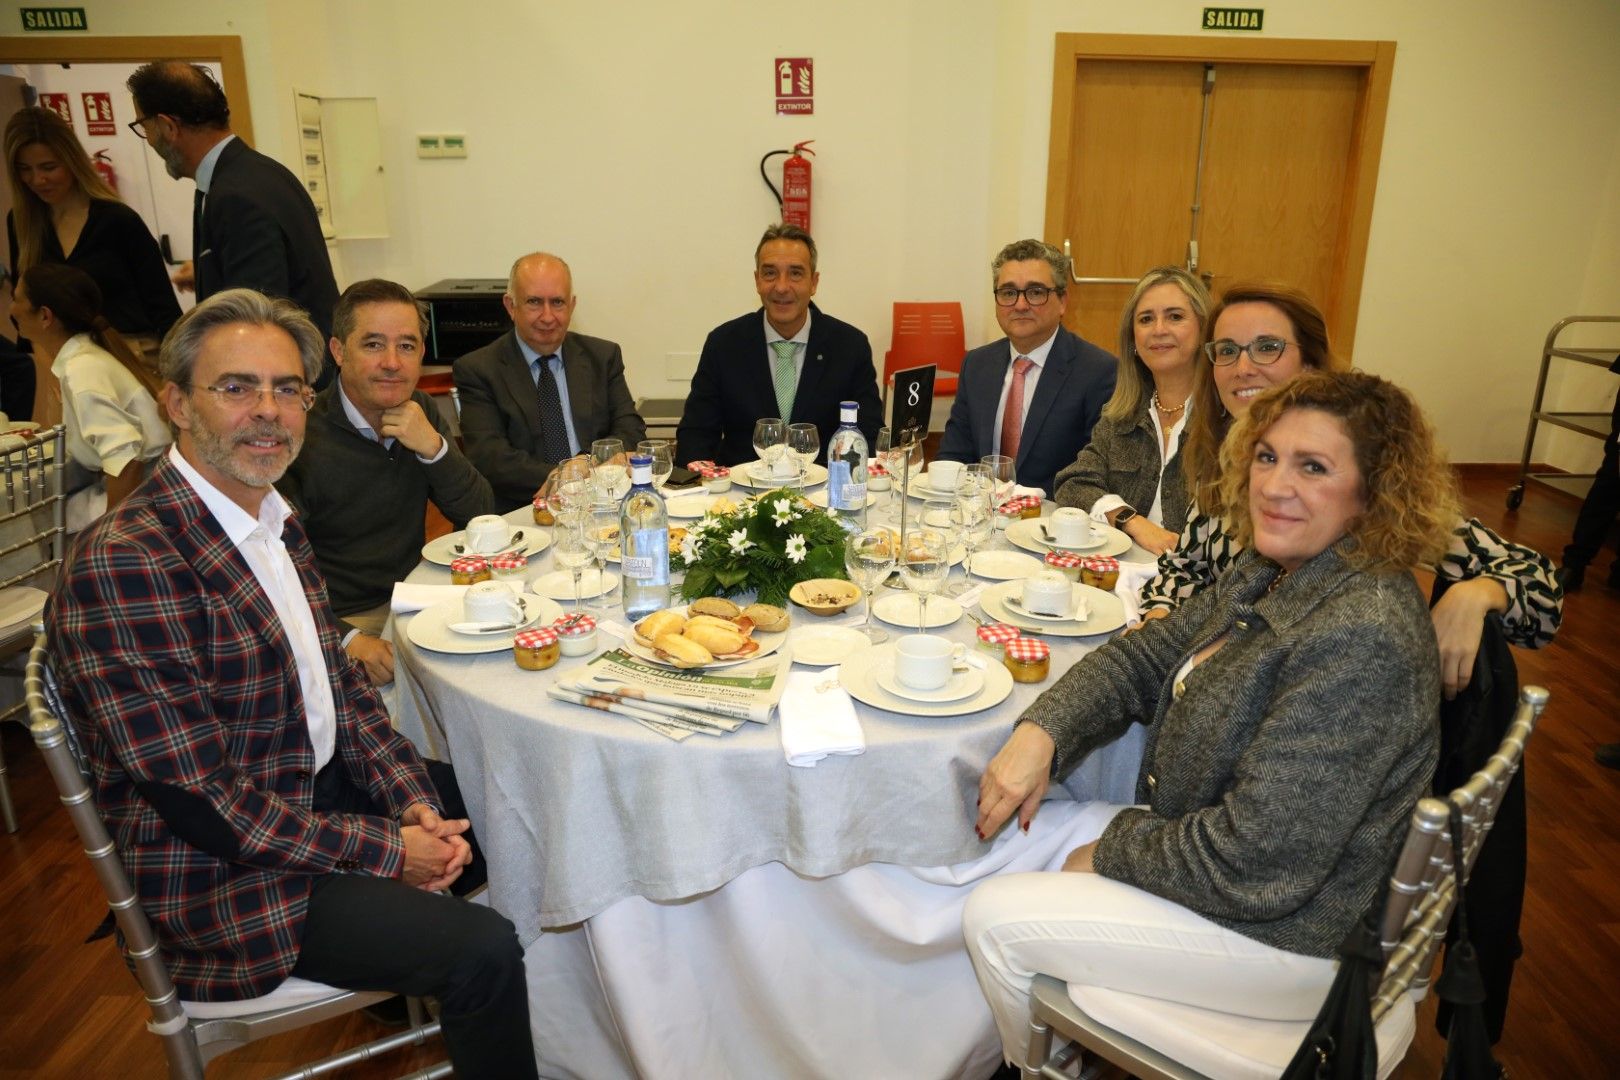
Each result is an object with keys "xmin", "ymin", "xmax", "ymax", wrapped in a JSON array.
[
  {"xmin": 936, "ymin": 239, "xmax": 1116, "ymax": 495},
  {"xmin": 126, "ymin": 61, "xmax": 339, "ymax": 387},
  {"xmin": 45, "ymin": 290, "xmax": 538, "ymax": 1078}
]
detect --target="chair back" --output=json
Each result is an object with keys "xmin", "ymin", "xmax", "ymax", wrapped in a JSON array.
[
  {"xmin": 882, "ymin": 302, "xmax": 966, "ymax": 386},
  {"xmin": 0, "ymin": 425, "xmax": 66, "ymax": 590},
  {"xmin": 1370, "ymin": 685, "xmax": 1547, "ymax": 1022}
]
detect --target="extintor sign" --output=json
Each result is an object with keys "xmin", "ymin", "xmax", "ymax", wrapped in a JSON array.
[
  {"xmin": 38, "ymin": 92, "xmax": 70, "ymax": 124},
  {"xmin": 82, "ymin": 91, "xmax": 115, "ymax": 135},
  {"xmin": 775, "ymin": 57, "xmax": 813, "ymax": 115}
]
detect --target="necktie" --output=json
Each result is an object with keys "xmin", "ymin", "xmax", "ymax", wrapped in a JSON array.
[
  {"xmin": 999, "ymin": 356, "xmax": 1034, "ymax": 462},
  {"xmin": 534, "ymin": 354, "xmax": 573, "ymax": 464},
  {"xmin": 770, "ymin": 340, "xmax": 798, "ymax": 420},
  {"xmin": 192, "ymin": 188, "xmax": 205, "ymax": 264}
]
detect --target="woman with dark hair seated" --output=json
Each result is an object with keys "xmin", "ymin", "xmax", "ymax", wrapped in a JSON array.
[
  {"xmin": 1139, "ymin": 281, "xmax": 1560, "ymax": 697},
  {"xmin": 965, "ymin": 370, "xmax": 1456, "ymax": 1062}
]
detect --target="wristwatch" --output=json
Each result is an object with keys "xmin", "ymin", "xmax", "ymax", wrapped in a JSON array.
[{"xmin": 1113, "ymin": 506, "xmax": 1138, "ymax": 528}]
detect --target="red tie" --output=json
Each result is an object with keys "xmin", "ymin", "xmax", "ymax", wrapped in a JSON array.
[{"xmin": 999, "ymin": 356, "xmax": 1034, "ymax": 461}]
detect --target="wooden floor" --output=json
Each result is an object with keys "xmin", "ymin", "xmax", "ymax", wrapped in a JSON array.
[{"xmin": 0, "ymin": 467, "xmax": 1615, "ymax": 1078}]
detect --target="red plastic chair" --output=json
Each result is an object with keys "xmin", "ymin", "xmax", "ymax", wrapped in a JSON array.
[{"xmin": 882, "ymin": 302, "xmax": 965, "ymax": 405}]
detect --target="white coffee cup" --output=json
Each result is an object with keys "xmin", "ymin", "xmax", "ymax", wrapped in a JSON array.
[
  {"xmin": 1050, "ymin": 506, "xmax": 1094, "ymax": 547},
  {"xmin": 894, "ymin": 633, "xmax": 966, "ymax": 691},
  {"xmin": 463, "ymin": 580, "xmax": 524, "ymax": 625},
  {"xmin": 929, "ymin": 459, "xmax": 963, "ymax": 492},
  {"xmin": 465, "ymin": 514, "xmax": 513, "ymax": 554}
]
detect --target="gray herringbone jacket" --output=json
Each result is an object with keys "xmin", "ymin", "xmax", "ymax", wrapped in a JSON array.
[
  {"xmin": 1051, "ymin": 397, "xmax": 1190, "ymax": 533},
  {"xmin": 1023, "ymin": 544, "xmax": 1439, "ymax": 958}
]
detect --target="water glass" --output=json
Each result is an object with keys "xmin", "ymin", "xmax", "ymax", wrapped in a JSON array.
[
  {"xmin": 752, "ymin": 418, "xmax": 786, "ymax": 477},
  {"xmin": 787, "ymin": 422, "xmax": 820, "ymax": 470},
  {"xmin": 898, "ymin": 529, "xmax": 949, "ymax": 633},
  {"xmin": 553, "ymin": 527, "xmax": 592, "ymax": 610},
  {"xmin": 586, "ymin": 501, "xmax": 620, "ymax": 611},
  {"xmin": 845, "ymin": 529, "xmax": 897, "ymax": 643},
  {"xmin": 591, "ymin": 438, "xmax": 626, "ymax": 499},
  {"xmin": 637, "ymin": 439, "xmax": 674, "ymax": 491}
]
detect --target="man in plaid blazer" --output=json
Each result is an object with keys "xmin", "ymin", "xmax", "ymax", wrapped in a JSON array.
[{"xmin": 46, "ymin": 289, "xmax": 537, "ymax": 1077}]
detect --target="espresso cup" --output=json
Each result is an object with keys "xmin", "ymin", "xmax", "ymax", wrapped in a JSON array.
[
  {"xmin": 466, "ymin": 514, "xmax": 513, "ymax": 553},
  {"xmin": 894, "ymin": 634, "xmax": 966, "ymax": 691},
  {"xmin": 464, "ymin": 580, "xmax": 524, "ymax": 625},
  {"xmin": 1050, "ymin": 507, "xmax": 1094, "ymax": 547},
  {"xmin": 928, "ymin": 459, "xmax": 963, "ymax": 492}
]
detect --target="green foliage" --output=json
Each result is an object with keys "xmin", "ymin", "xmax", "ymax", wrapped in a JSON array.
[{"xmin": 677, "ymin": 489, "xmax": 851, "ymax": 608}]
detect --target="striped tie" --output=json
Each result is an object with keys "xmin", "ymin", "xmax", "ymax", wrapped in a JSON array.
[
  {"xmin": 999, "ymin": 356, "xmax": 1034, "ymax": 462},
  {"xmin": 770, "ymin": 339, "xmax": 798, "ymax": 420}
]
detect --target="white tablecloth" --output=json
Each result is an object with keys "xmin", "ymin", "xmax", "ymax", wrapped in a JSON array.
[{"xmin": 391, "ymin": 503, "xmax": 1152, "ymax": 1079}]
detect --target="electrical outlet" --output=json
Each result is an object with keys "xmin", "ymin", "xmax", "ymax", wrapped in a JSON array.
[
  {"xmin": 416, "ymin": 134, "xmax": 442, "ymax": 158},
  {"xmin": 441, "ymin": 133, "xmax": 467, "ymax": 158}
]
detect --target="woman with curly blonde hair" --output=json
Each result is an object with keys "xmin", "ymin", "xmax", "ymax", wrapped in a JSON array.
[
  {"xmin": 965, "ymin": 371, "xmax": 1453, "ymax": 1065},
  {"xmin": 1140, "ymin": 281, "xmax": 1561, "ymax": 698}
]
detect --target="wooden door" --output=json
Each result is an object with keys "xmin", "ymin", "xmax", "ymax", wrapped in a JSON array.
[{"xmin": 1045, "ymin": 36, "xmax": 1394, "ymax": 360}]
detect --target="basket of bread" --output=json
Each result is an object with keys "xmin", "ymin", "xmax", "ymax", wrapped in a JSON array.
[{"xmin": 630, "ymin": 597, "xmax": 792, "ymax": 668}]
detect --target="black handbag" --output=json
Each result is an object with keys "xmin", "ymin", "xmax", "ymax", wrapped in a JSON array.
[{"xmin": 1279, "ymin": 907, "xmax": 1382, "ymax": 1080}]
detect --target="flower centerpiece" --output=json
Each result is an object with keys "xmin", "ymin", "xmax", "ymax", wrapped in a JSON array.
[{"xmin": 678, "ymin": 488, "xmax": 850, "ymax": 606}]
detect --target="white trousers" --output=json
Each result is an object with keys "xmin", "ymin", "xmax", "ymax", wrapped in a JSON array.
[{"xmin": 962, "ymin": 802, "xmax": 1338, "ymax": 1063}]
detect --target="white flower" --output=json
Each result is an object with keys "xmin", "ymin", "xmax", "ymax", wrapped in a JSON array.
[
  {"xmin": 771, "ymin": 501, "xmax": 794, "ymax": 527},
  {"xmin": 680, "ymin": 533, "xmax": 702, "ymax": 565},
  {"xmin": 784, "ymin": 534, "xmax": 808, "ymax": 564},
  {"xmin": 728, "ymin": 529, "xmax": 753, "ymax": 555}
]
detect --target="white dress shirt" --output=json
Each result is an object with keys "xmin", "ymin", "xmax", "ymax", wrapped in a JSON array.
[{"xmin": 764, "ymin": 309, "xmax": 813, "ymax": 386}]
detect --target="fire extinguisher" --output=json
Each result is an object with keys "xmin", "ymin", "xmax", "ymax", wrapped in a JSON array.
[
  {"xmin": 759, "ymin": 140, "xmax": 814, "ymax": 232},
  {"xmin": 92, "ymin": 149, "xmax": 118, "ymax": 193}
]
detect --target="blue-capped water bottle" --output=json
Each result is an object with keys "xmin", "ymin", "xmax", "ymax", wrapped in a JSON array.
[
  {"xmin": 619, "ymin": 454, "xmax": 670, "ymax": 619},
  {"xmin": 826, "ymin": 400, "xmax": 868, "ymax": 532}
]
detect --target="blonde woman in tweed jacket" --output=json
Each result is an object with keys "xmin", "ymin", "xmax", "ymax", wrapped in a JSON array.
[
  {"xmin": 1052, "ymin": 267, "xmax": 1211, "ymax": 553},
  {"xmin": 964, "ymin": 371, "xmax": 1456, "ymax": 1065}
]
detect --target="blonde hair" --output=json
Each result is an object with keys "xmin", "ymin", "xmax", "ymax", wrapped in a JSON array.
[
  {"xmin": 1217, "ymin": 369, "xmax": 1459, "ymax": 572},
  {"xmin": 4, "ymin": 107, "xmax": 119, "ymax": 275},
  {"xmin": 1103, "ymin": 267, "xmax": 1211, "ymax": 423}
]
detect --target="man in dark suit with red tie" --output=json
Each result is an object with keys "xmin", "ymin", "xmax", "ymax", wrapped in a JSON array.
[
  {"xmin": 936, "ymin": 239, "xmax": 1117, "ymax": 495},
  {"xmin": 676, "ymin": 224, "xmax": 882, "ymax": 467}
]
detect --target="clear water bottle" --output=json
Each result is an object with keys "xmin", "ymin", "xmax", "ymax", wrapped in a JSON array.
[
  {"xmin": 826, "ymin": 400, "xmax": 868, "ymax": 532},
  {"xmin": 620, "ymin": 454, "xmax": 670, "ymax": 620}
]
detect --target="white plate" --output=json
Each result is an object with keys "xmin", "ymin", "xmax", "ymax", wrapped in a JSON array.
[
  {"xmin": 966, "ymin": 550, "xmax": 1042, "ymax": 580},
  {"xmin": 806, "ymin": 488, "xmax": 878, "ymax": 510},
  {"xmin": 530, "ymin": 569, "xmax": 620, "ymax": 600},
  {"xmin": 874, "ymin": 659, "xmax": 984, "ymax": 703},
  {"xmin": 870, "ymin": 591, "xmax": 962, "ymax": 629},
  {"xmin": 733, "ymin": 460, "xmax": 830, "ymax": 489},
  {"xmin": 422, "ymin": 526, "xmax": 552, "ymax": 567},
  {"xmin": 620, "ymin": 612, "xmax": 789, "ymax": 670},
  {"xmin": 665, "ymin": 494, "xmax": 718, "ymax": 519},
  {"xmin": 1005, "ymin": 518, "xmax": 1132, "ymax": 560},
  {"xmin": 980, "ymin": 580, "xmax": 1127, "ymax": 638},
  {"xmin": 789, "ymin": 625, "xmax": 873, "ymax": 666},
  {"xmin": 406, "ymin": 595, "xmax": 566, "ymax": 654},
  {"xmin": 839, "ymin": 644, "xmax": 1013, "ymax": 718}
]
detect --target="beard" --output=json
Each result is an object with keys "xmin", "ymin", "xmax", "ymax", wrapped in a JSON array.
[{"xmin": 189, "ymin": 415, "xmax": 302, "ymax": 491}]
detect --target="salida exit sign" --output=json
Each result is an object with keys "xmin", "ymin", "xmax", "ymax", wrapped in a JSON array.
[
  {"xmin": 1202, "ymin": 7, "xmax": 1264, "ymax": 31},
  {"xmin": 19, "ymin": 7, "xmax": 88, "ymax": 31}
]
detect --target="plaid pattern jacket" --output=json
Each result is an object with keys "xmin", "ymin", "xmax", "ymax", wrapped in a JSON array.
[{"xmin": 45, "ymin": 455, "xmax": 440, "ymax": 1001}]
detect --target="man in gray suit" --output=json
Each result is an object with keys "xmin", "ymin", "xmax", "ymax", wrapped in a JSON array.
[{"xmin": 454, "ymin": 253, "xmax": 646, "ymax": 508}]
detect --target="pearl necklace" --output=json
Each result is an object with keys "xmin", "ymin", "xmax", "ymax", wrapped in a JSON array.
[{"xmin": 1151, "ymin": 391, "xmax": 1187, "ymax": 415}]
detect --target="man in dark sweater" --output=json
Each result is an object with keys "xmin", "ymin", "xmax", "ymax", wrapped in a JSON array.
[{"xmin": 279, "ymin": 279, "xmax": 493, "ymax": 684}]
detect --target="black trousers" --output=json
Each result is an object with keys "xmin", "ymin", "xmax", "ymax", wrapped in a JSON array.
[
  {"xmin": 290, "ymin": 761, "xmax": 536, "ymax": 1078},
  {"xmin": 1565, "ymin": 386, "xmax": 1620, "ymax": 574}
]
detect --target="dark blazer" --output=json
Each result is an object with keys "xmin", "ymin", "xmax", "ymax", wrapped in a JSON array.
[
  {"xmin": 675, "ymin": 302, "xmax": 882, "ymax": 467},
  {"xmin": 454, "ymin": 328, "xmax": 646, "ymax": 508},
  {"xmin": 45, "ymin": 455, "xmax": 439, "ymax": 1001},
  {"xmin": 196, "ymin": 137, "xmax": 339, "ymax": 384},
  {"xmin": 7, "ymin": 199, "xmax": 181, "ymax": 337},
  {"xmin": 935, "ymin": 325, "xmax": 1116, "ymax": 494}
]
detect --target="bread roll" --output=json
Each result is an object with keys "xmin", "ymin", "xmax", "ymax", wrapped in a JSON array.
[
  {"xmin": 689, "ymin": 596, "xmax": 742, "ymax": 619},
  {"xmin": 742, "ymin": 603, "xmax": 790, "ymax": 632},
  {"xmin": 654, "ymin": 632, "xmax": 713, "ymax": 668},
  {"xmin": 634, "ymin": 609, "xmax": 686, "ymax": 647},
  {"xmin": 682, "ymin": 620, "xmax": 749, "ymax": 656}
]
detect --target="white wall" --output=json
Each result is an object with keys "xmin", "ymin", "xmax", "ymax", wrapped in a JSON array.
[{"xmin": 7, "ymin": 0, "xmax": 1619, "ymax": 467}]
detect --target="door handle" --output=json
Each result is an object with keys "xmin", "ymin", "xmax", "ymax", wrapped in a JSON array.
[{"xmin": 1061, "ymin": 240, "xmax": 1137, "ymax": 286}]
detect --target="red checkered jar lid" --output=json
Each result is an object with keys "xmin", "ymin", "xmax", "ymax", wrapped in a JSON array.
[
  {"xmin": 976, "ymin": 622, "xmax": 1022, "ymax": 645},
  {"xmin": 553, "ymin": 613, "xmax": 598, "ymax": 636},
  {"xmin": 1044, "ymin": 551, "xmax": 1082, "ymax": 568},
  {"xmin": 513, "ymin": 627, "xmax": 559, "ymax": 649},
  {"xmin": 488, "ymin": 552, "xmax": 528, "ymax": 571},
  {"xmin": 450, "ymin": 556, "xmax": 489, "ymax": 573},
  {"xmin": 1004, "ymin": 637, "xmax": 1049, "ymax": 662},
  {"xmin": 996, "ymin": 495, "xmax": 1042, "ymax": 515},
  {"xmin": 867, "ymin": 460, "xmax": 889, "ymax": 476},
  {"xmin": 1079, "ymin": 556, "xmax": 1119, "ymax": 572},
  {"xmin": 687, "ymin": 459, "xmax": 730, "ymax": 479}
]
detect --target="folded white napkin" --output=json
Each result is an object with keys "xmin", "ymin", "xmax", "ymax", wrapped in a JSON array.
[
  {"xmin": 1012, "ymin": 483, "xmax": 1046, "ymax": 500},
  {"xmin": 389, "ymin": 580, "xmax": 521, "ymax": 614},
  {"xmin": 778, "ymin": 669, "xmax": 865, "ymax": 767},
  {"xmin": 1113, "ymin": 559, "xmax": 1162, "ymax": 627}
]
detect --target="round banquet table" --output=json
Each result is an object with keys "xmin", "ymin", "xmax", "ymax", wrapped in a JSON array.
[{"xmin": 389, "ymin": 501, "xmax": 1153, "ymax": 1080}]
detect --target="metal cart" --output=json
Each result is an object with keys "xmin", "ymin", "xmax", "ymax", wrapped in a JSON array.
[{"xmin": 1508, "ymin": 315, "xmax": 1620, "ymax": 510}]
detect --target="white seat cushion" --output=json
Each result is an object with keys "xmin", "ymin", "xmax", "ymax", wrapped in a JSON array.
[
  {"xmin": 181, "ymin": 975, "xmax": 355, "ymax": 1019},
  {"xmin": 0, "ymin": 586, "xmax": 47, "ymax": 642},
  {"xmin": 1068, "ymin": 983, "xmax": 1415, "ymax": 1080}
]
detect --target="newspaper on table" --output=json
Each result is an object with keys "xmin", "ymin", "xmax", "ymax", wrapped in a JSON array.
[{"xmin": 547, "ymin": 648, "xmax": 791, "ymax": 741}]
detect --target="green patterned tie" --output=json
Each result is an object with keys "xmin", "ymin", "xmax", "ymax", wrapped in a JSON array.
[{"xmin": 770, "ymin": 339, "xmax": 798, "ymax": 420}]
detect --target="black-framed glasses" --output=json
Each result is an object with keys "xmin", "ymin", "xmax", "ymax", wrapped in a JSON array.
[
  {"xmin": 127, "ymin": 115, "xmax": 154, "ymax": 139},
  {"xmin": 194, "ymin": 381, "xmax": 315, "ymax": 411},
  {"xmin": 1204, "ymin": 336, "xmax": 1292, "ymax": 366},
  {"xmin": 993, "ymin": 284, "xmax": 1059, "ymax": 307}
]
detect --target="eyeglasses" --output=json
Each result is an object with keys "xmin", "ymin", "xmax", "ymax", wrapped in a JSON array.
[
  {"xmin": 993, "ymin": 284, "xmax": 1060, "ymax": 307},
  {"xmin": 127, "ymin": 114, "xmax": 157, "ymax": 140},
  {"xmin": 194, "ymin": 381, "xmax": 315, "ymax": 411},
  {"xmin": 1204, "ymin": 336, "xmax": 1292, "ymax": 366}
]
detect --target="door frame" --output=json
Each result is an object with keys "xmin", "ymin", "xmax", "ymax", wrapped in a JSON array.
[
  {"xmin": 1044, "ymin": 33, "xmax": 1395, "ymax": 359},
  {"xmin": 0, "ymin": 35, "xmax": 252, "ymax": 143}
]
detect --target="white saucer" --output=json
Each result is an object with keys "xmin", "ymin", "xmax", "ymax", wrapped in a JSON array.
[
  {"xmin": 1005, "ymin": 518, "xmax": 1132, "ymax": 560},
  {"xmin": 839, "ymin": 645, "xmax": 1013, "ymax": 718},
  {"xmin": 734, "ymin": 460, "xmax": 829, "ymax": 489},
  {"xmin": 422, "ymin": 526, "xmax": 551, "ymax": 567},
  {"xmin": 981, "ymin": 580, "xmax": 1127, "ymax": 638},
  {"xmin": 874, "ymin": 660, "xmax": 984, "ymax": 703},
  {"xmin": 531, "ymin": 569, "xmax": 619, "ymax": 600},
  {"xmin": 789, "ymin": 625, "xmax": 873, "ymax": 666},
  {"xmin": 967, "ymin": 550, "xmax": 1042, "ymax": 580},
  {"xmin": 806, "ymin": 488, "xmax": 878, "ymax": 510},
  {"xmin": 1001, "ymin": 589, "xmax": 1087, "ymax": 623},
  {"xmin": 449, "ymin": 594, "xmax": 549, "ymax": 636},
  {"xmin": 871, "ymin": 591, "xmax": 962, "ymax": 629},
  {"xmin": 406, "ymin": 594, "xmax": 566, "ymax": 654},
  {"xmin": 665, "ymin": 494, "xmax": 717, "ymax": 519}
]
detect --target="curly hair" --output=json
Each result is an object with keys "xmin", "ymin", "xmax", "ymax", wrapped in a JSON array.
[
  {"xmin": 1103, "ymin": 266, "xmax": 1211, "ymax": 423},
  {"xmin": 4, "ymin": 106, "xmax": 120, "ymax": 275},
  {"xmin": 1216, "ymin": 369, "xmax": 1460, "ymax": 572},
  {"xmin": 1182, "ymin": 282, "xmax": 1342, "ymax": 516}
]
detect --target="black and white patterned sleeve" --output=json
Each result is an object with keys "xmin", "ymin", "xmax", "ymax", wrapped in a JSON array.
[
  {"xmin": 1139, "ymin": 505, "xmax": 1243, "ymax": 614},
  {"xmin": 1434, "ymin": 517, "xmax": 1563, "ymax": 648}
]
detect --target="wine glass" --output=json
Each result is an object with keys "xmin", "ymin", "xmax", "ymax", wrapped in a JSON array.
[
  {"xmin": 845, "ymin": 528, "xmax": 896, "ymax": 643},
  {"xmin": 553, "ymin": 526, "xmax": 592, "ymax": 610},
  {"xmin": 898, "ymin": 528, "xmax": 950, "ymax": 634},
  {"xmin": 637, "ymin": 439, "xmax": 674, "ymax": 492},
  {"xmin": 787, "ymin": 422, "xmax": 820, "ymax": 472},
  {"xmin": 550, "ymin": 457, "xmax": 593, "ymax": 531},
  {"xmin": 585, "ymin": 501, "xmax": 620, "ymax": 611},
  {"xmin": 874, "ymin": 427, "xmax": 896, "ymax": 522},
  {"xmin": 591, "ymin": 438, "xmax": 626, "ymax": 500},
  {"xmin": 920, "ymin": 496, "xmax": 960, "ymax": 595},
  {"xmin": 981, "ymin": 453, "xmax": 1016, "ymax": 514},
  {"xmin": 950, "ymin": 482, "xmax": 993, "ymax": 590},
  {"xmin": 752, "ymin": 418, "xmax": 786, "ymax": 481}
]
